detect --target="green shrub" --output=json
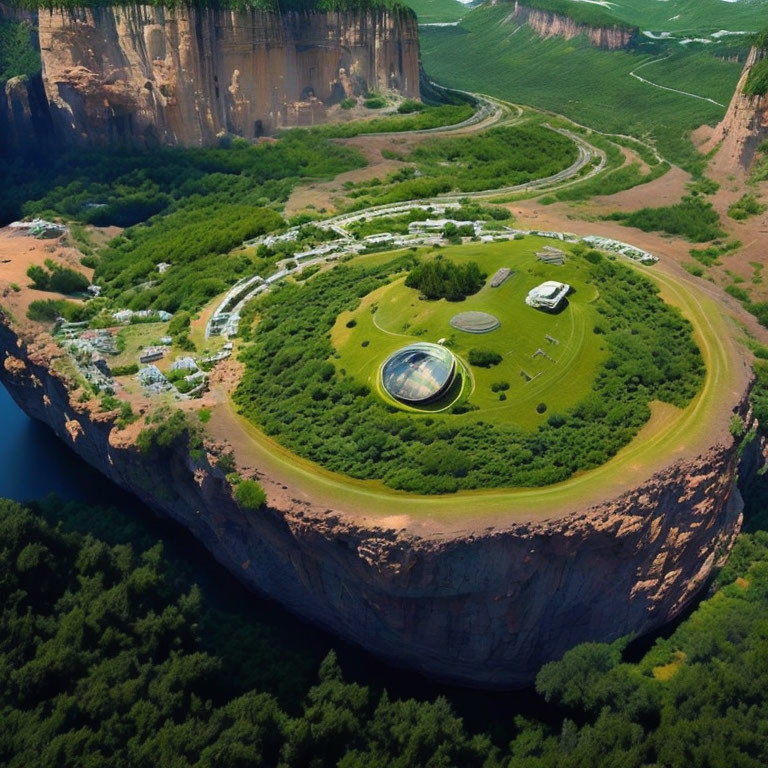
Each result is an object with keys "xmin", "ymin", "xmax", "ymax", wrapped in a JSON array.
[
  {"xmin": 110, "ymin": 363, "xmax": 139, "ymax": 377},
  {"xmin": 27, "ymin": 298, "xmax": 84, "ymax": 323},
  {"xmin": 728, "ymin": 193, "xmax": 766, "ymax": 221},
  {"xmin": 606, "ymin": 195, "xmax": 725, "ymax": 243},
  {"xmin": 364, "ymin": 96, "xmax": 387, "ymax": 109},
  {"xmin": 726, "ymin": 284, "xmax": 750, "ymax": 302},
  {"xmin": 683, "ymin": 263, "xmax": 704, "ymax": 277},
  {"xmin": 136, "ymin": 410, "xmax": 190, "ymax": 455},
  {"xmin": 397, "ymin": 99, "xmax": 425, "ymax": 114},
  {"xmin": 468, "ymin": 348, "xmax": 502, "ymax": 368},
  {"xmin": 26, "ymin": 260, "xmax": 90, "ymax": 294},
  {"xmin": 339, "ymin": 97, "xmax": 356, "ymax": 109},
  {"xmin": 234, "ymin": 479, "xmax": 267, "ymax": 510},
  {"xmin": 536, "ymin": 402, "xmax": 547, "ymax": 414}
]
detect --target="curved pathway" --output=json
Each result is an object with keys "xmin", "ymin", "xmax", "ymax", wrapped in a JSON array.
[{"xmin": 629, "ymin": 56, "xmax": 726, "ymax": 108}]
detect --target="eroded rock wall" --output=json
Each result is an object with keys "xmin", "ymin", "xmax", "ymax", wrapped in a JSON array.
[
  {"xmin": 705, "ymin": 46, "xmax": 768, "ymax": 174},
  {"xmin": 0, "ymin": 4, "xmax": 54, "ymax": 157},
  {"xmin": 507, "ymin": 0, "xmax": 636, "ymax": 50},
  {"xmin": 35, "ymin": 4, "xmax": 419, "ymax": 146},
  {"xmin": 0, "ymin": 313, "xmax": 757, "ymax": 687}
]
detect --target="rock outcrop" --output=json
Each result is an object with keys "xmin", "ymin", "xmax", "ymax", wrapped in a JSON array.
[
  {"xmin": 505, "ymin": 0, "xmax": 636, "ymax": 50},
  {"xmin": 33, "ymin": 3, "xmax": 419, "ymax": 146},
  {"xmin": 0, "ymin": 4, "xmax": 55, "ymax": 157},
  {"xmin": 705, "ymin": 46, "xmax": 768, "ymax": 174},
  {"xmin": 0, "ymin": 73, "xmax": 55, "ymax": 157},
  {"xmin": 0, "ymin": 311, "xmax": 759, "ymax": 687}
]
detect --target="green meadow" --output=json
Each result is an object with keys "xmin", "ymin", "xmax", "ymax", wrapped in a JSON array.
[
  {"xmin": 333, "ymin": 238, "xmax": 604, "ymax": 430},
  {"xmin": 419, "ymin": 6, "xmax": 745, "ymax": 169}
]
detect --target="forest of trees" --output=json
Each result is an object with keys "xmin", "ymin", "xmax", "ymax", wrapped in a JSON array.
[
  {"xmin": 404, "ymin": 256, "xmax": 486, "ymax": 301},
  {"xmin": 3, "ymin": 491, "xmax": 768, "ymax": 767},
  {"xmin": 1, "ymin": 133, "xmax": 364, "ymax": 316},
  {"xmin": 233, "ymin": 250, "xmax": 704, "ymax": 494}
]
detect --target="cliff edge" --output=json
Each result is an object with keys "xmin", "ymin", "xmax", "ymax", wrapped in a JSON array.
[
  {"xmin": 500, "ymin": 0, "xmax": 636, "ymax": 50},
  {"xmin": 3, "ymin": 2, "xmax": 420, "ymax": 147},
  {"xmin": 704, "ymin": 45, "xmax": 768, "ymax": 174},
  {"xmin": 0, "ymin": 309, "xmax": 759, "ymax": 687}
]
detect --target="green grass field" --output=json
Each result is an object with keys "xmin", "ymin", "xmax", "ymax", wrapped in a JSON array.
[
  {"xmin": 419, "ymin": 6, "xmax": 746, "ymax": 169},
  {"xmin": 403, "ymin": 0, "xmax": 467, "ymax": 23},
  {"xmin": 595, "ymin": 0, "xmax": 767, "ymax": 33},
  {"xmin": 332, "ymin": 239, "xmax": 604, "ymax": 429}
]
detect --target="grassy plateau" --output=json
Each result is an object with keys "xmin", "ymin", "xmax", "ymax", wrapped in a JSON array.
[{"xmin": 333, "ymin": 239, "xmax": 604, "ymax": 430}]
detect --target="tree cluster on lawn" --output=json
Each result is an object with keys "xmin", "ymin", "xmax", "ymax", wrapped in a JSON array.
[
  {"xmin": 468, "ymin": 348, "xmax": 502, "ymax": 367},
  {"xmin": 4, "ymin": 492, "xmax": 768, "ymax": 767},
  {"xmin": 26, "ymin": 259, "xmax": 90, "ymax": 295},
  {"xmin": 405, "ymin": 256, "xmax": 486, "ymax": 301},
  {"xmin": 233, "ymin": 251, "xmax": 704, "ymax": 494},
  {"xmin": 606, "ymin": 195, "xmax": 725, "ymax": 243}
]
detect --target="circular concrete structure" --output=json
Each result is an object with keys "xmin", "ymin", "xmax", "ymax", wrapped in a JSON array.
[
  {"xmin": 381, "ymin": 342, "xmax": 456, "ymax": 404},
  {"xmin": 449, "ymin": 311, "xmax": 501, "ymax": 334}
]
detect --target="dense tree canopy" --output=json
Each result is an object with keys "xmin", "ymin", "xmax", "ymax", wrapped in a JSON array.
[{"xmin": 3, "ymin": 494, "xmax": 768, "ymax": 767}]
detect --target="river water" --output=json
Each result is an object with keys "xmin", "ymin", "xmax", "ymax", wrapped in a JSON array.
[{"xmin": 0, "ymin": 381, "xmax": 560, "ymax": 737}]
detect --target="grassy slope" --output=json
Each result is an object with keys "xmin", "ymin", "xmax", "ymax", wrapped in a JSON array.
[
  {"xmin": 601, "ymin": 0, "xmax": 768, "ymax": 32},
  {"xmin": 403, "ymin": 0, "xmax": 467, "ymax": 23},
  {"xmin": 420, "ymin": 8, "xmax": 743, "ymax": 168},
  {"xmin": 214, "ymin": 247, "xmax": 743, "ymax": 524},
  {"xmin": 332, "ymin": 239, "xmax": 604, "ymax": 430}
]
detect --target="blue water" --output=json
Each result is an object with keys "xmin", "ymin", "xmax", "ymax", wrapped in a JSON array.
[{"xmin": 0, "ymin": 384, "xmax": 119, "ymax": 503}]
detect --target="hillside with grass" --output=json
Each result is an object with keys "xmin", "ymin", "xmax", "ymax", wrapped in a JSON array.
[{"xmin": 420, "ymin": 5, "xmax": 747, "ymax": 170}]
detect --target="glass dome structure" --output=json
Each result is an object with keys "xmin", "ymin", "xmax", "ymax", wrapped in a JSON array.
[{"xmin": 381, "ymin": 342, "xmax": 456, "ymax": 404}]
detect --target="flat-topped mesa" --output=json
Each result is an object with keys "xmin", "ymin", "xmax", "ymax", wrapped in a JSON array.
[
  {"xmin": 705, "ymin": 45, "xmax": 768, "ymax": 174},
  {"xmin": 501, "ymin": 0, "xmax": 637, "ymax": 50},
  {"xmin": 0, "ymin": 305, "xmax": 761, "ymax": 687},
  {"xmin": 33, "ymin": 2, "xmax": 420, "ymax": 146}
]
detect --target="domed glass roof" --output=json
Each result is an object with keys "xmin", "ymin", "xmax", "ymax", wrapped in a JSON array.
[{"xmin": 381, "ymin": 342, "xmax": 456, "ymax": 404}]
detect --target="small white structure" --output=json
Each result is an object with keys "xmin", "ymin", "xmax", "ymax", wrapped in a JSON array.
[
  {"xmin": 525, "ymin": 281, "xmax": 570, "ymax": 311},
  {"xmin": 171, "ymin": 356, "xmax": 198, "ymax": 372}
]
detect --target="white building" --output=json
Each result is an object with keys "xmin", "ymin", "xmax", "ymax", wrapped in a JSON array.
[{"xmin": 525, "ymin": 281, "xmax": 570, "ymax": 310}]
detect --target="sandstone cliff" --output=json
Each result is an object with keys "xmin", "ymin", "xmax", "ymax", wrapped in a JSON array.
[
  {"xmin": 505, "ymin": 0, "xmax": 636, "ymax": 50},
  {"xmin": 0, "ymin": 311, "xmax": 759, "ymax": 687},
  {"xmin": 705, "ymin": 46, "xmax": 768, "ymax": 174},
  {"xmin": 0, "ymin": 73, "xmax": 55, "ymax": 156},
  {"xmin": 32, "ymin": 3, "xmax": 419, "ymax": 146},
  {"xmin": 0, "ymin": 4, "xmax": 54, "ymax": 157}
]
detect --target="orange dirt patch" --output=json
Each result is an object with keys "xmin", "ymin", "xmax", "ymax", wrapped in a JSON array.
[{"xmin": 0, "ymin": 227, "xmax": 92, "ymax": 323}]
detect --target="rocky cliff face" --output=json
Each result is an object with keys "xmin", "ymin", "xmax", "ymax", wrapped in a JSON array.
[
  {"xmin": 33, "ymin": 3, "xmax": 419, "ymax": 146},
  {"xmin": 0, "ymin": 4, "xmax": 54, "ymax": 157},
  {"xmin": 507, "ymin": 1, "xmax": 636, "ymax": 50},
  {"xmin": 0, "ymin": 72, "xmax": 55, "ymax": 157},
  {"xmin": 0, "ymin": 313, "xmax": 759, "ymax": 687},
  {"xmin": 705, "ymin": 46, "xmax": 768, "ymax": 173}
]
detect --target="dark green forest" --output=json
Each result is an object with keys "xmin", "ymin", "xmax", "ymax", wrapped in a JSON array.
[
  {"xmin": 1, "ymin": 135, "xmax": 364, "ymax": 314},
  {"xmin": 4, "ymin": 491, "xmax": 768, "ymax": 767},
  {"xmin": 233, "ymin": 249, "xmax": 704, "ymax": 493}
]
